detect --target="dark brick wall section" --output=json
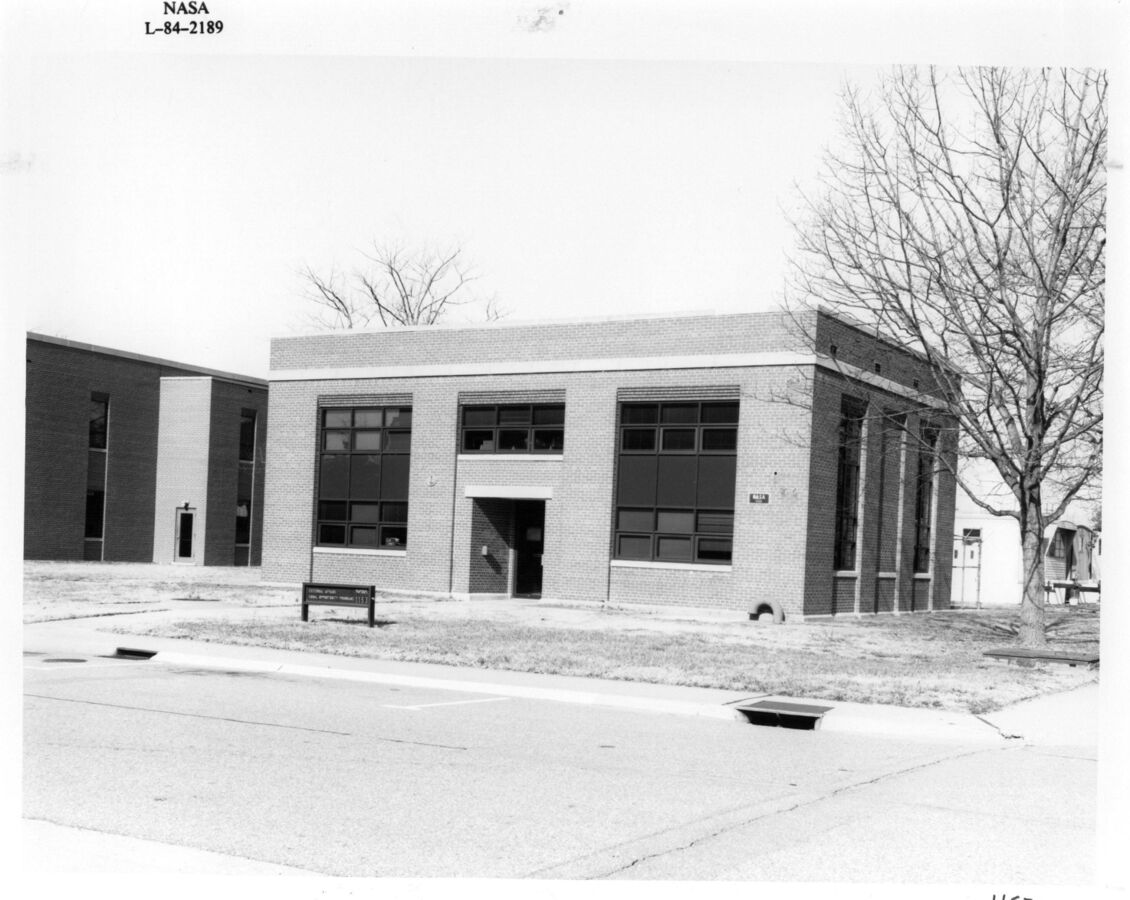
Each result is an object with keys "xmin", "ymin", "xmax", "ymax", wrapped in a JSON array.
[
  {"xmin": 468, "ymin": 498, "xmax": 511, "ymax": 593},
  {"xmin": 25, "ymin": 338, "xmax": 197, "ymax": 561}
]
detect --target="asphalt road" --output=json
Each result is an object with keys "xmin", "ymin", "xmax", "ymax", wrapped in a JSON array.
[{"xmin": 23, "ymin": 649, "xmax": 1096, "ymax": 881}]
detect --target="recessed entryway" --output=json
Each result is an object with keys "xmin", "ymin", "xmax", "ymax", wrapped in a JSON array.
[{"xmin": 513, "ymin": 500, "xmax": 545, "ymax": 598}]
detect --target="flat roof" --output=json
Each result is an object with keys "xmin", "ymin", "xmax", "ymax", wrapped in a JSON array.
[{"xmin": 27, "ymin": 332, "xmax": 268, "ymax": 389}]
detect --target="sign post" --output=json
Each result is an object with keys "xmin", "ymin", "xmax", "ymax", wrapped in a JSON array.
[{"xmin": 301, "ymin": 583, "xmax": 376, "ymax": 627}]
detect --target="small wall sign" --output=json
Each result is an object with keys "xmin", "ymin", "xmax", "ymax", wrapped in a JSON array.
[{"xmin": 749, "ymin": 493, "xmax": 770, "ymax": 504}]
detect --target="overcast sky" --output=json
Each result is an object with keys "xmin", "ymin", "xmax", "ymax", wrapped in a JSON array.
[{"xmin": 4, "ymin": 0, "xmax": 1125, "ymax": 381}]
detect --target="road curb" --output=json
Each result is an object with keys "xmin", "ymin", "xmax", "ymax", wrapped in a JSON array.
[
  {"xmin": 152, "ymin": 650, "xmax": 746, "ymax": 721},
  {"xmin": 148, "ymin": 649, "xmax": 1006, "ymax": 741}
]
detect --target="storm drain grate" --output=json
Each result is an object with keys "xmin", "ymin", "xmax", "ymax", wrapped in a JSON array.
[
  {"xmin": 733, "ymin": 700, "xmax": 833, "ymax": 731},
  {"xmin": 114, "ymin": 647, "xmax": 158, "ymax": 660}
]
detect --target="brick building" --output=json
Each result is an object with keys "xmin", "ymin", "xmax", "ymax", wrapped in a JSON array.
[
  {"xmin": 263, "ymin": 309, "xmax": 957, "ymax": 619},
  {"xmin": 25, "ymin": 334, "xmax": 268, "ymax": 565}
]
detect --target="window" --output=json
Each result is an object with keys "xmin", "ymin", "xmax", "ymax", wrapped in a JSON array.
[
  {"xmin": 85, "ymin": 489, "xmax": 105, "ymax": 539},
  {"xmin": 833, "ymin": 397, "xmax": 866, "ymax": 570},
  {"xmin": 614, "ymin": 400, "xmax": 738, "ymax": 564},
  {"xmin": 912, "ymin": 425, "xmax": 938, "ymax": 573},
  {"xmin": 461, "ymin": 404, "xmax": 564, "ymax": 453},
  {"xmin": 89, "ymin": 395, "xmax": 108, "ymax": 449},
  {"xmin": 239, "ymin": 410, "xmax": 256, "ymax": 461},
  {"xmin": 235, "ymin": 499, "xmax": 251, "ymax": 545},
  {"xmin": 316, "ymin": 406, "xmax": 412, "ymax": 548}
]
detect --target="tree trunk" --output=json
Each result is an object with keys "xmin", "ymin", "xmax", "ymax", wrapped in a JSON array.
[{"xmin": 1018, "ymin": 492, "xmax": 1048, "ymax": 647}]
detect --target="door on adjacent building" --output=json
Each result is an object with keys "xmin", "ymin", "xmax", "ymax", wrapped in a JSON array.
[
  {"xmin": 513, "ymin": 500, "xmax": 545, "ymax": 598},
  {"xmin": 953, "ymin": 528, "xmax": 982, "ymax": 607},
  {"xmin": 175, "ymin": 509, "xmax": 196, "ymax": 562}
]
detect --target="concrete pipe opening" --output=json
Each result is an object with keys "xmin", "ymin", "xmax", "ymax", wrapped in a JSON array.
[{"xmin": 749, "ymin": 600, "xmax": 785, "ymax": 624}]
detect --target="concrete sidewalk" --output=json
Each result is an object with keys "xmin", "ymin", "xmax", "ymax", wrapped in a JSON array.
[{"xmin": 24, "ymin": 614, "xmax": 1099, "ymax": 748}]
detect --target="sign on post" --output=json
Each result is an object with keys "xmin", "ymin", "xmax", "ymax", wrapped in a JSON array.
[{"xmin": 301, "ymin": 583, "xmax": 376, "ymax": 628}]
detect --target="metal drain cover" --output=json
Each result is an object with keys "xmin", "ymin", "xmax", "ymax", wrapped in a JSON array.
[{"xmin": 733, "ymin": 700, "xmax": 833, "ymax": 730}]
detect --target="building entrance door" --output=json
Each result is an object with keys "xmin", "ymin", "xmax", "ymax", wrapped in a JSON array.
[
  {"xmin": 953, "ymin": 528, "xmax": 982, "ymax": 607},
  {"xmin": 175, "ymin": 509, "xmax": 196, "ymax": 562},
  {"xmin": 513, "ymin": 500, "xmax": 545, "ymax": 598}
]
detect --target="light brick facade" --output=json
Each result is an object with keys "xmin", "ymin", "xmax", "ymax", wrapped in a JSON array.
[
  {"xmin": 263, "ymin": 310, "xmax": 956, "ymax": 619},
  {"xmin": 24, "ymin": 334, "xmax": 267, "ymax": 565}
]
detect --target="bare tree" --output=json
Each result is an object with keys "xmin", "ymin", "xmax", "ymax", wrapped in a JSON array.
[
  {"xmin": 303, "ymin": 243, "xmax": 501, "ymax": 329},
  {"xmin": 788, "ymin": 67, "xmax": 1105, "ymax": 646}
]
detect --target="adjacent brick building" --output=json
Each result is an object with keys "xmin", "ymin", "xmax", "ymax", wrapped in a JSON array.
[
  {"xmin": 263, "ymin": 309, "xmax": 957, "ymax": 619},
  {"xmin": 25, "ymin": 334, "xmax": 268, "ymax": 565}
]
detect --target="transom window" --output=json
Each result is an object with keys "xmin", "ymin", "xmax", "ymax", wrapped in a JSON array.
[
  {"xmin": 317, "ymin": 406, "xmax": 412, "ymax": 549},
  {"xmin": 614, "ymin": 400, "xmax": 738, "ymax": 564},
  {"xmin": 461, "ymin": 404, "xmax": 565, "ymax": 453}
]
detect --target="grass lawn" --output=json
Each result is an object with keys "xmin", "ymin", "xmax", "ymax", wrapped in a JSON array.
[{"xmin": 26, "ymin": 562, "xmax": 1099, "ymax": 714}]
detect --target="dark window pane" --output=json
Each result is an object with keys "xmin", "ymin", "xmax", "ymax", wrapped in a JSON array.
[
  {"xmin": 656, "ymin": 536, "xmax": 693, "ymax": 561},
  {"xmin": 323, "ymin": 430, "xmax": 351, "ymax": 451},
  {"xmin": 351, "ymin": 502, "xmax": 381, "ymax": 523},
  {"xmin": 701, "ymin": 428, "xmax": 737, "ymax": 451},
  {"xmin": 660, "ymin": 403, "xmax": 697, "ymax": 424},
  {"xmin": 319, "ymin": 523, "xmax": 346, "ymax": 545},
  {"xmin": 318, "ymin": 501, "xmax": 347, "ymax": 520},
  {"xmin": 87, "ymin": 450, "xmax": 106, "ymax": 490},
  {"xmin": 697, "ymin": 511, "xmax": 734, "ymax": 534},
  {"xmin": 697, "ymin": 537, "xmax": 733, "ymax": 562},
  {"xmin": 235, "ymin": 499, "xmax": 251, "ymax": 544},
  {"xmin": 697, "ymin": 455, "xmax": 736, "ymax": 508},
  {"xmin": 701, "ymin": 401, "xmax": 739, "ymax": 424},
  {"xmin": 463, "ymin": 407, "xmax": 496, "ymax": 427},
  {"xmin": 617, "ymin": 455, "xmax": 658, "ymax": 506},
  {"xmin": 382, "ymin": 455, "xmax": 410, "ymax": 500},
  {"xmin": 89, "ymin": 398, "xmax": 108, "ymax": 449},
  {"xmin": 532, "ymin": 405, "xmax": 565, "ymax": 426},
  {"xmin": 84, "ymin": 489, "xmax": 105, "ymax": 538},
  {"xmin": 385, "ymin": 408, "xmax": 412, "ymax": 427},
  {"xmin": 350, "ymin": 526, "xmax": 378, "ymax": 548},
  {"xmin": 622, "ymin": 428, "xmax": 656, "ymax": 451},
  {"xmin": 382, "ymin": 501, "xmax": 408, "ymax": 524},
  {"xmin": 353, "ymin": 409, "xmax": 382, "ymax": 427},
  {"xmin": 319, "ymin": 455, "xmax": 350, "ymax": 498},
  {"xmin": 656, "ymin": 510, "xmax": 694, "ymax": 533},
  {"xmin": 498, "ymin": 405, "xmax": 531, "ymax": 425},
  {"xmin": 617, "ymin": 534, "xmax": 652, "ymax": 559},
  {"xmin": 349, "ymin": 454, "xmax": 381, "ymax": 499},
  {"xmin": 380, "ymin": 525, "xmax": 407, "ymax": 547},
  {"xmin": 463, "ymin": 430, "xmax": 495, "ymax": 452},
  {"xmin": 656, "ymin": 456, "xmax": 696, "ymax": 507},
  {"xmin": 621, "ymin": 403, "xmax": 657, "ymax": 425},
  {"xmin": 324, "ymin": 410, "xmax": 351, "ymax": 428},
  {"xmin": 384, "ymin": 430, "xmax": 411, "ymax": 452},
  {"xmin": 617, "ymin": 509, "xmax": 653, "ymax": 531},
  {"xmin": 239, "ymin": 412, "xmax": 256, "ymax": 461},
  {"xmin": 354, "ymin": 429, "xmax": 382, "ymax": 451},
  {"xmin": 533, "ymin": 429, "xmax": 564, "ymax": 451},
  {"xmin": 661, "ymin": 428, "xmax": 696, "ymax": 451},
  {"xmin": 499, "ymin": 429, "xmax": 529, "ymax": 451}
]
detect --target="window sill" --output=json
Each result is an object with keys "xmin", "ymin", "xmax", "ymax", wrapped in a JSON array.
[
  {"xmin": 833, "ymin": 570, "xmax": 858, "ymax": 577},
  {"xmin": 457, "ymin": 454, "xmax": 564, "ymax": 462},
  {"xmin": 611, "ymin": 560, "xmax": 732, "ymax": 573},
  {"xmin": 313, "ymin": 546, "xmax": 408, "ymax": 557},
  {"xmin": 913, "ymin": 572, "xmax": 932, "ymax": 579}
]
